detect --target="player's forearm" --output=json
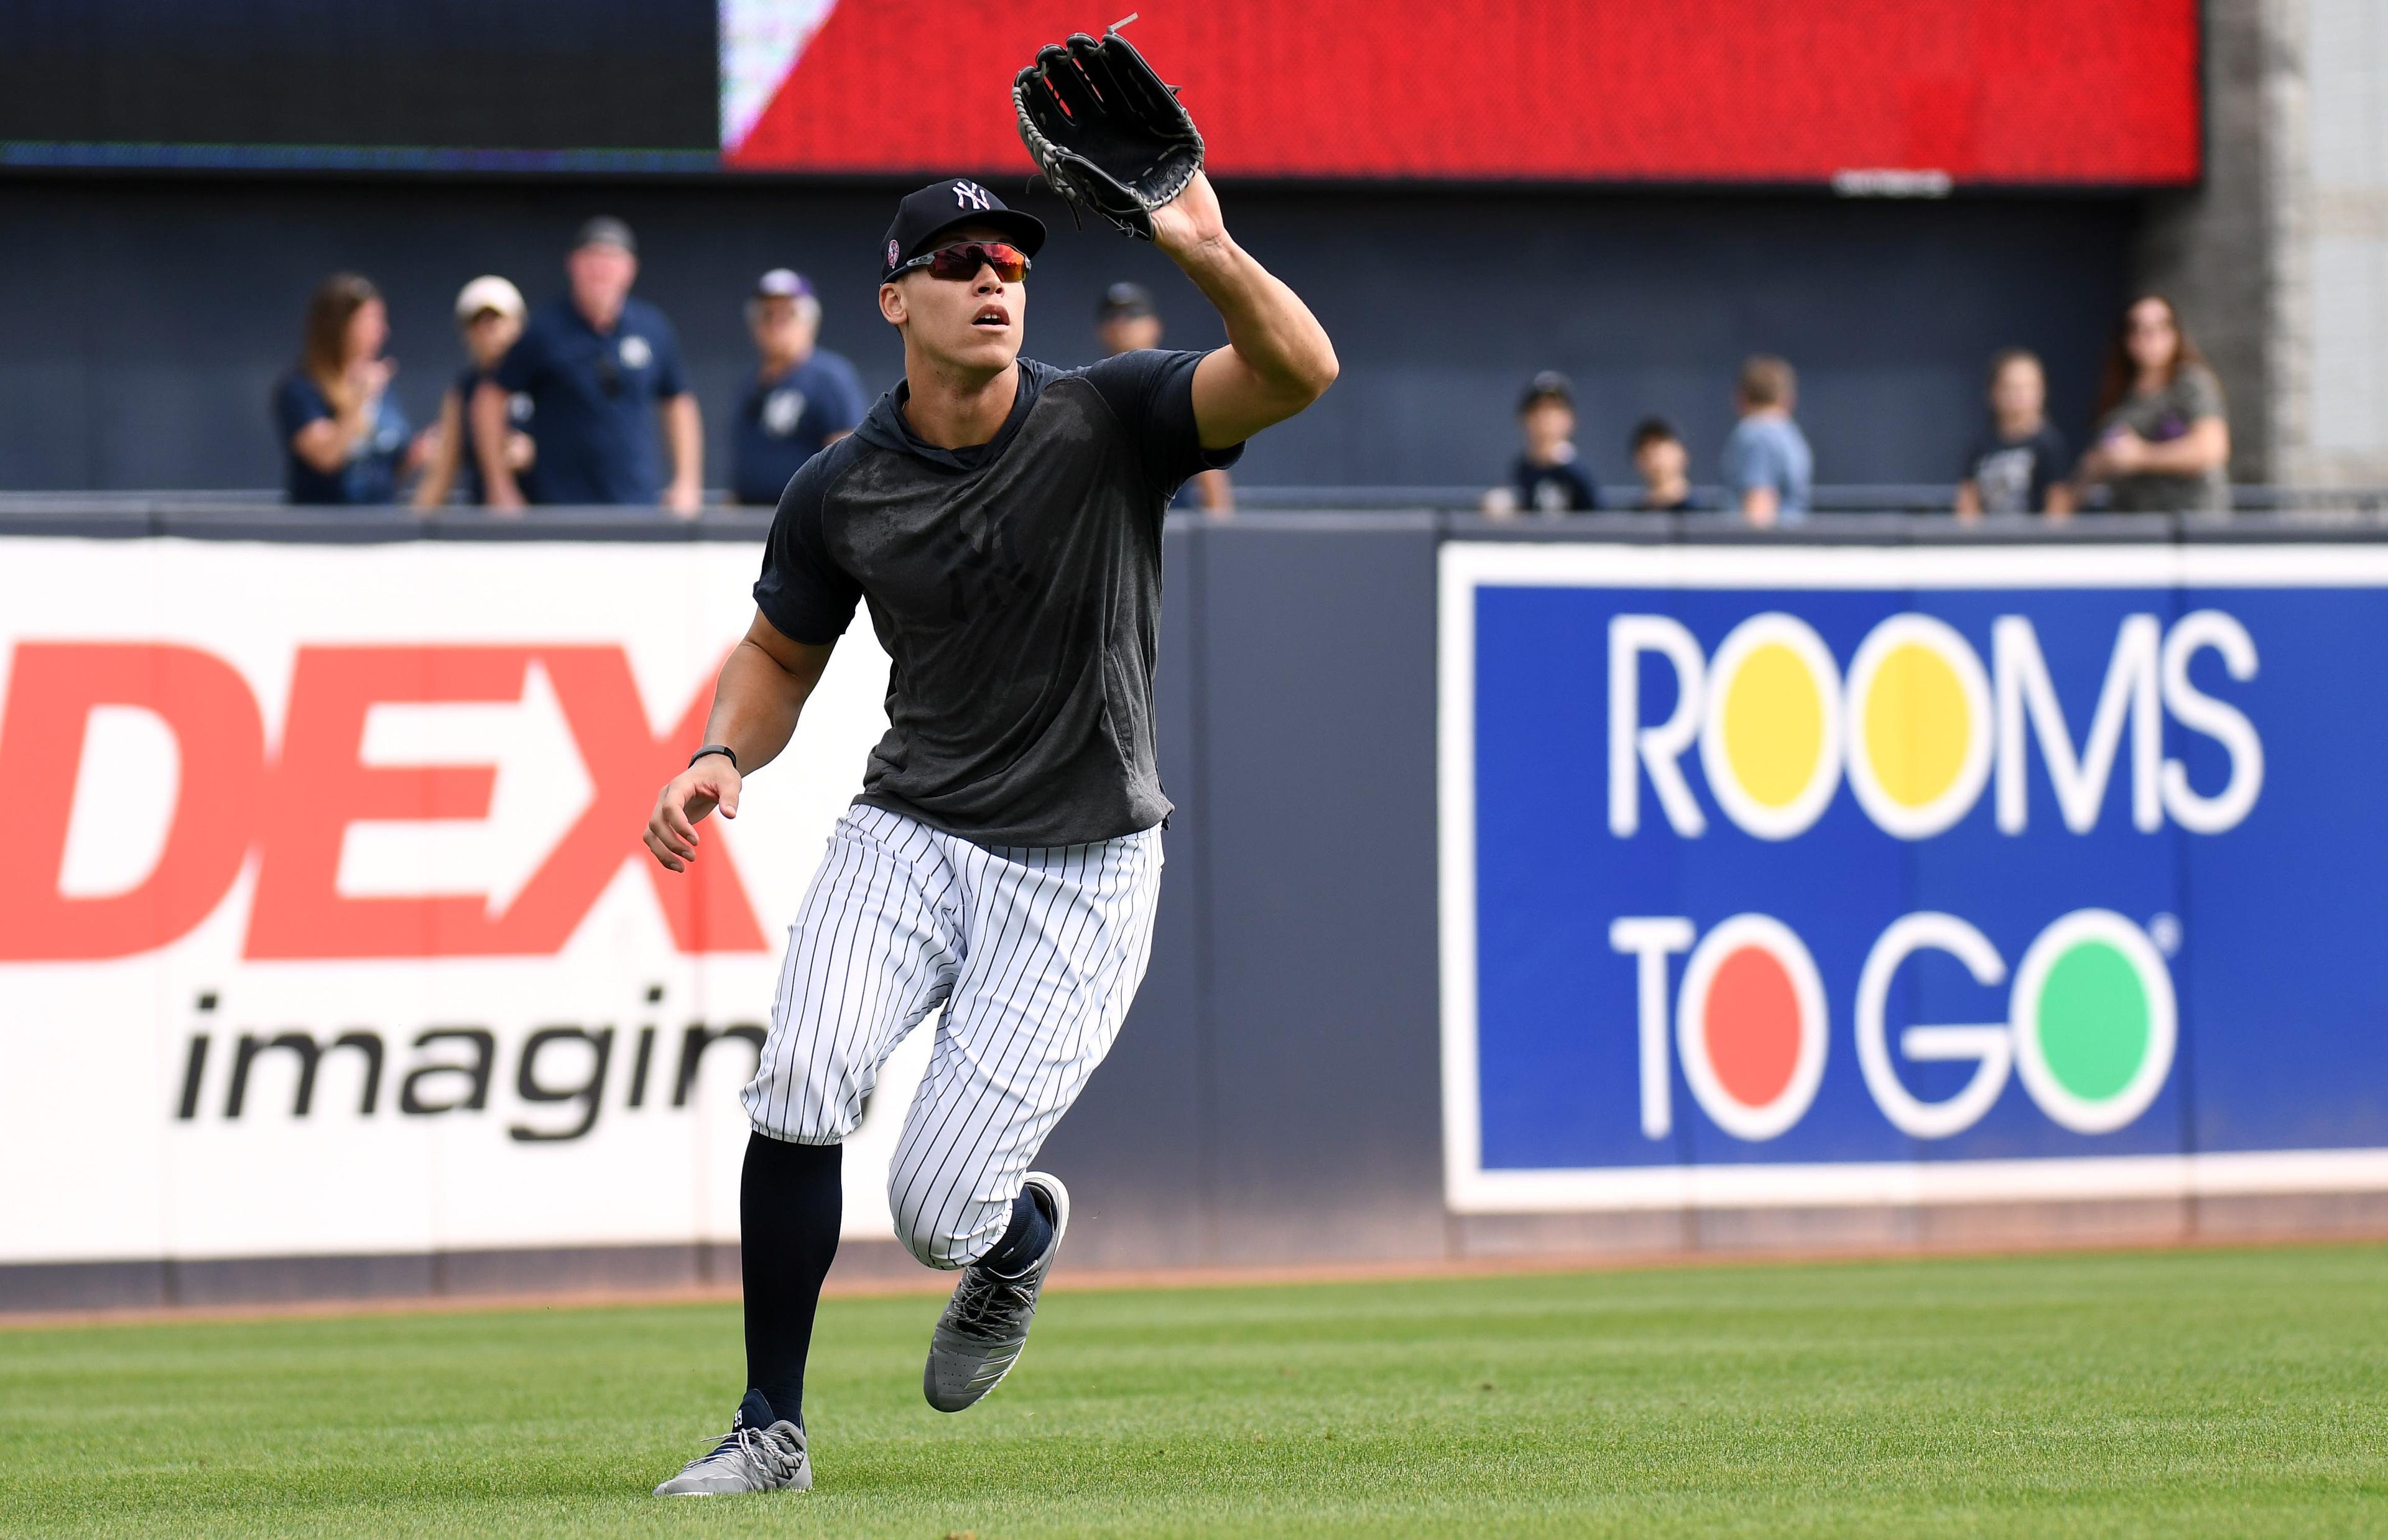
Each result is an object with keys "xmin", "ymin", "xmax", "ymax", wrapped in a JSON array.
[
  {"xmin": 1172, "ymin": 234, "xmax": 1338, "ymax": 413},
  {"xmin": 701, "ymin": 635, "xmax": 825, "ymax": 776}
]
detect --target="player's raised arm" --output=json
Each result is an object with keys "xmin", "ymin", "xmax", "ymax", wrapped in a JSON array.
[
  {"xmin": 1014, "ymin": 30, "xmax": 1336, "ymax": 450},
  {"xmin": 1151, "ymin": 173, "xmax": 1338, "ymax": 450},
  {"xmin": 643, "ymin": 611, "xmax": 833, "ymax": 872}
]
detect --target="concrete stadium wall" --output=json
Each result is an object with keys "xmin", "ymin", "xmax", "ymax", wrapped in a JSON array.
[
  {"xmin": 6, "ymin": 510, "xmax": 2387, "ymax": 1314},
  {"xmin": 2140, "ymin": 0, "xmax": 2388, "ymax": 486},
  {"xmin": 0, "ymin": 178, "xmax": 2139, "ymax": 496}
]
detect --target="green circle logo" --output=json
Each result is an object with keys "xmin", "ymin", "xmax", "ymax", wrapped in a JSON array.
[{"xmin": 2010, "ymin": 911, "xmax": 2177, "ymax": 1133}]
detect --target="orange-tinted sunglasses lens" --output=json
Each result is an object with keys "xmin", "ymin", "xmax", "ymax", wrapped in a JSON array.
[{"xmin": 921, "ymin": 241, "xmax": 1029, "ymax": 282}]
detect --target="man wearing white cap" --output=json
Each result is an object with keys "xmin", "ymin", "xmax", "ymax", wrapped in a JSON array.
[
  {"xmin": 731, "ymin": 269, "xmax": 869, "ymax": 506},
  {"xmin": 414, "ymin": 275, "xmax": 537, "ymax": 508}
]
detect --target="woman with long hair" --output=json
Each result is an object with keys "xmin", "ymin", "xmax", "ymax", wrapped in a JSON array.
[
  {"xmin": 273, "ymin": 272, "xmax": 423, "ymax": 504},
  {"xmin": 2073, "ymin": 293, "xmax": 2231, "ymax": 513}
]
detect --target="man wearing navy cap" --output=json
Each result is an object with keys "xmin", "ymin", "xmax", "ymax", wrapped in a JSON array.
[
  {"xmin": 646, "ymin": 170, "xmax": 1337, "ymax": 1494},
  {"xmin": 730, "ymin": 269, "xmax": 869, "ymax": 505},
  {"xmin": 1481, "ymin": 371, "xmax": 1600, "ymax": 516},
  {"xmin": 474, "ymin": 216, "xmax": 705, "ymax": 514}
]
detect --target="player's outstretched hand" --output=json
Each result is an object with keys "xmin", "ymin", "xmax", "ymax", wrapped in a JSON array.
[
  {"xmin": 1149, "ymin": 169, "xmax": 1228, "ymax": 261},
  {"xmin": 646, "ymin": 758, "xmax": 741, "ymax": 872}
]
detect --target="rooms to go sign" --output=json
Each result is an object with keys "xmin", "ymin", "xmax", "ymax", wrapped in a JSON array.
[
  {"xmin": 1609, "ymin": 907, "xmax": 2177, "ymax": 1144},
  {"xmin": 1440, "ymin": 543, "xmax": 2388, "ymax": 1215},
  {"xmin": 1607, "ymin": 608, "xmax": 2261, "ymax": 842}
]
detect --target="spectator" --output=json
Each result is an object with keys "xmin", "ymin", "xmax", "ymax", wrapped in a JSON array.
[
  {"xmin": 413, "ymin": 275, "xmax": 535, "ymax": 509},
  {"xmin": 274, "ymin": 273, "xmax": 423, "ymax": 505},
  {"xmin": 1095, "ymin": 282, "xmax": 1233, "ymax": 515},
  {"xmin": 1482, "ymin": 371, "xmax": 1599, "ymax": 515},
  {"xmin": 1629, "ymin": 418, "xmax": 1696, "ymax": 512},
  {"xmin": 1955, "ymin": 349, "xmax": 2074, "ymax": 521},
  {"xmin": 730, "ymin": 269, "xmax": 868, "ymax": 506},
  {"xmin": 2074, "ymin": 294, "xmax": 2230, "ymax": 514},
  {"xmin": 475, "ymin": 216, "xmax": 702, "ymax": 514},
  {"xmin": 1719, "ymin": 355, "xmax": 1811, "ymax": 527}
]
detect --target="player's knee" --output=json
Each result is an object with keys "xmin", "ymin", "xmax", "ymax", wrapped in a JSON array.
[
  {"xmin": 889, "ymin": 1191, "xmax": 958, "ymax": 1270},
  {"xmin": 889, "ymin": 1179, "xmax": 1006, "ymax": 1271}
]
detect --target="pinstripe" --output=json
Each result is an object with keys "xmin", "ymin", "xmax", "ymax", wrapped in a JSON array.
[
  {"xmin": 891, "ymin": 831, "xmax": 1159, "ymax": 1266},
  {"xmin": 918, "ymin": 841, "xmax": 1090, "ymax": 1248},
  {"xmin": 745, "ymin": 803, "xmax": 1162, "ymax": 1270}
]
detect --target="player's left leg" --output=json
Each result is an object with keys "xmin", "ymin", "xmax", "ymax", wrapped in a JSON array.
[{"xmin": 884, "ymin": 823, "xmax": 1165, "ymax": 1411}]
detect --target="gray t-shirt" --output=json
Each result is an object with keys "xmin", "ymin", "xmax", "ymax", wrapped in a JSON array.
[
  {"xmin": 2094, "ymin": 362, "xmax": 2229, "ymax": 513},
  {"xmin": 754, "ymin": 350, "xmax": 1242, "ymax": 848},
  {"xmin": 1719, "ymin": 413, "xmax": 1813, "ymax": 519}
]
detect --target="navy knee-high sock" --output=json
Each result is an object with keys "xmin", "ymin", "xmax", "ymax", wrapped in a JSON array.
[
  {"xmin": 976, "ymin": 1183, "xmax": 1055, "ymax": 1276},
  {"xmin": 741, "ymin": 1132, "xmax": 842, "ymax": 1427}
]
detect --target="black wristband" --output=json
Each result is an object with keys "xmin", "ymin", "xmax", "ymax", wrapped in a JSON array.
[{"xmin": 689, "ymin": 744, "xmax": 738, "ymax": 773}]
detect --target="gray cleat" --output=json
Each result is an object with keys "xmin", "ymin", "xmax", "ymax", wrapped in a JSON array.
[
  {"xmin": 923, "ymin": 1171, "xmax": 1071, "ymax": 1413},
  {"xmin": 652, "ymin": 1388, "xmax": 812, "ymax": 1496}
]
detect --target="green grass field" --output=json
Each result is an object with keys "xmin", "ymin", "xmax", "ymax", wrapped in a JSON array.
[{"xmin": 3, "ymin": 1245, "xmax": 2385, "ymax": 1538}]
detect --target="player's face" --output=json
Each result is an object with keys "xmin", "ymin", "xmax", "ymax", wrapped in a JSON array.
[{"xmin": 881, "ymin": 224, "xmax": 1025, "ymax": 374}]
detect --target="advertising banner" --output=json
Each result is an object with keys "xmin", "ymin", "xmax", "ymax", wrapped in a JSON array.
[
  {"xmin": 0, "ymin": 537, "xmax": 915, "ymax": 1267},
  {"xmin": 721, "ymin": 0, "xmax": 2199, "ymax": 187},
  {"xmin": 1439, "ymin": 543, "xmax": 2388, "ymax": 1212}
]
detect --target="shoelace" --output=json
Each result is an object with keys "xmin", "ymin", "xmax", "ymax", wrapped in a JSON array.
[
  {"xmin": 948, "ymin": 1264, "xmax": 1039, "ymax": 1340},
  {"xmin": 690, "ymin": 1422, "xmax": 802, "ymax": 1484}
]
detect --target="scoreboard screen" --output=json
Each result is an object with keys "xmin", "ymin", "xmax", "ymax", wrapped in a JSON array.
[{"xmin": 3, "ymin": 0, "xmax": 2200, "ymax": 188}]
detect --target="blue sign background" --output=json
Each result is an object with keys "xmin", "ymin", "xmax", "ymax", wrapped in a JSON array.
[{"xmin": 1470, "ymin": 579, "xmax": 2388, "ymax": 1174}]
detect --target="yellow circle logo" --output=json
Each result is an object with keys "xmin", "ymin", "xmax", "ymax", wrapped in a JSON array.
[
  {"xmin": 1700, "ymin": 614, "xmax": 1842, "ymax": 839},
  {"xmin": 1843, "ymin": 614, "xmax": 1992, "ymax": 838},
  {"xmin": 1723, "ymin": 644, "xmax": 1823, "ymax": 808}
]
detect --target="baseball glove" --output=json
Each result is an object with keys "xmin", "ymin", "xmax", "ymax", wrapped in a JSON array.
[{"xmin": 1013, "ymin": 27, "xmax": 1203, "ymax": 241}]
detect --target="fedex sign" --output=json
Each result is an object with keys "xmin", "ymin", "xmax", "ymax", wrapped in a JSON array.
[
  {"xmin": 1440, "ymin": 543, "xmax": 2388, "ymax": 1214},
  {"xmin": 0, "ymin": 641, "xmax": 764, "ymax": 961},
  {"xmin": 0, "ymin": 537, "xmax": 905, "ymax": 1271}
]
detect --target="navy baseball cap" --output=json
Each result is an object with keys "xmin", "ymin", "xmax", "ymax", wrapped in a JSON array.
[
  {"xmin": 1095, "ymin": 282, "xmax": 1157, "ymax": 323},
  {"xmin": 881, "ymin": 178, "xmax": 1046, "ymax": 282},
  {"xmin": 576, "ymin": 216, "xmax": 637, "ymax": 256},
  {"xmin": 1519, "ymin": 371, "xmax": 1575, "ymax": 412},
  {"xmin": 754, "ymin": 268, "xmax": 816, "ymax": 302}
]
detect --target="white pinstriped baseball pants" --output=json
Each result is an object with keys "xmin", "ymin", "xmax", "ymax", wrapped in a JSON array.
[{"xmin": 741, "ymin": 803, "xmax": 1164, "ymax": 1270}]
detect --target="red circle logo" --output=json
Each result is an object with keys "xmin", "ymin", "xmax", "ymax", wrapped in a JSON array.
[
  {"xmin": 1705, "ymin": 946, "xmax": 1802, "ymax": 1109},
  {"xmin": 1674, "ymin": 915, "xmax": 1828, "ymax": 1141}
]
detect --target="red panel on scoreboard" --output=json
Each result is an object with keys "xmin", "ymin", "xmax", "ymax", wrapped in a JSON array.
[{"xmin": 722, "ymin": 0, "xmax": 2201, "ymax": 186}]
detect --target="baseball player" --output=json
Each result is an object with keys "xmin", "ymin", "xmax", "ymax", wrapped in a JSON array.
[{"xmin": 644, "ymin": 30, "xmax": 1335, "ymax": 1496}]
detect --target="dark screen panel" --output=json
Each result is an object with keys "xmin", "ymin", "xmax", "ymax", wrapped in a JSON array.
[{"xmin": 0, "ymin": 0, "xmax": 715, "ymax": 156}]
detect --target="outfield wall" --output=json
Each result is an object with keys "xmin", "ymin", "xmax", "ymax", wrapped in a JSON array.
[{"xmin": 3, "ymin": 509, "xmax": 2385, "ymax": 1311}]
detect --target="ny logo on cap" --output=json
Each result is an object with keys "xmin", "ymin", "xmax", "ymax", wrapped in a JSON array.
[{"xmin": 953, "ymin": 180, "xmax": 993, "ymax": 210}]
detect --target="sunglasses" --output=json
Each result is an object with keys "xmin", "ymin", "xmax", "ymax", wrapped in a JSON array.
[{"xmin": 890, "ymin": 241, "xmax": 1032, "ymax": 284}]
